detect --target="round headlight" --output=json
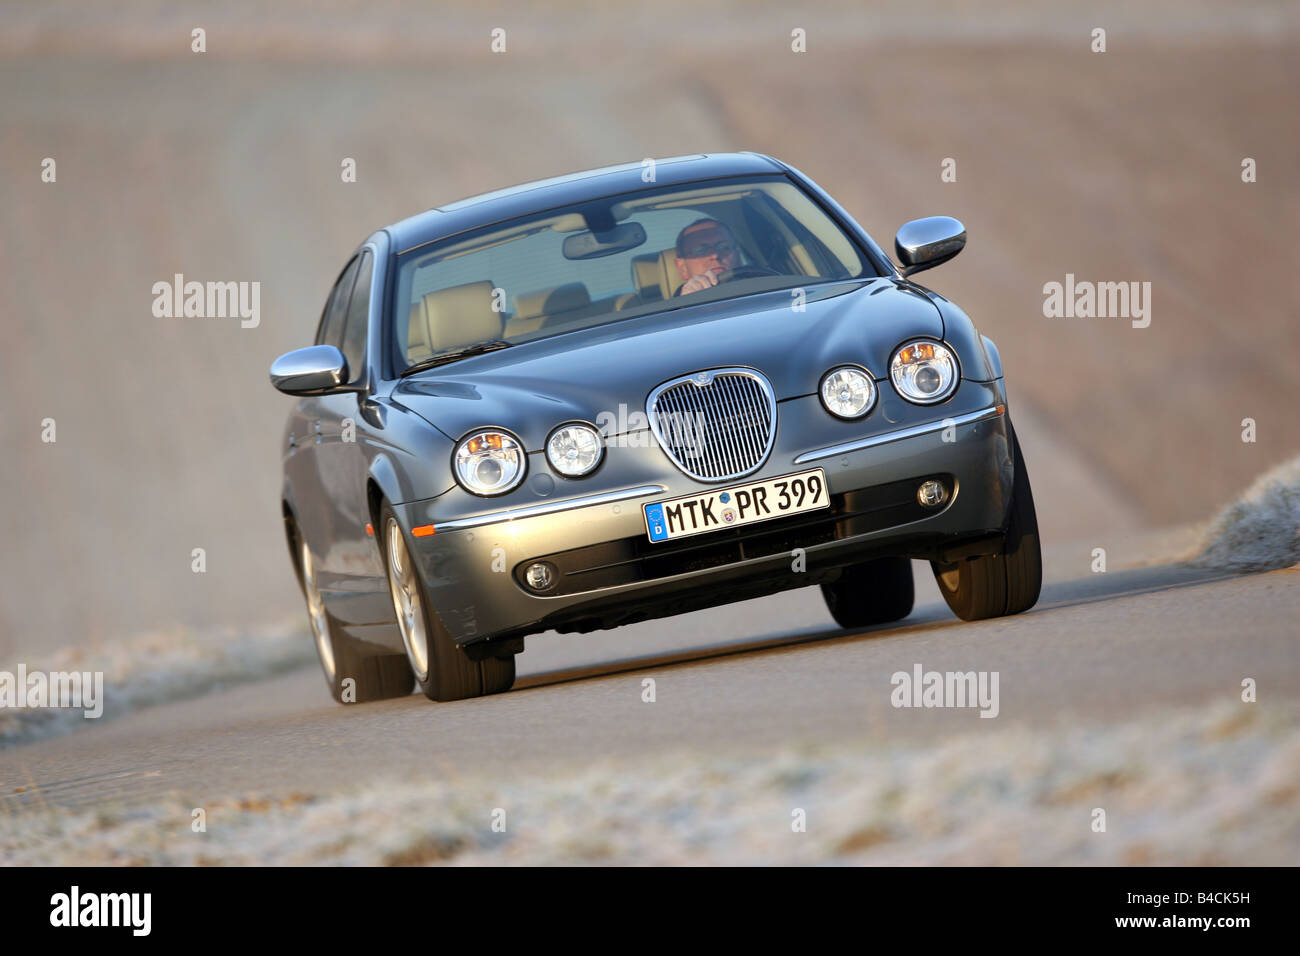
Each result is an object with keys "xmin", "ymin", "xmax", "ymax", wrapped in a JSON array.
[
  {"xmin": 454, "ymin": 429, "xmax": 526, "ymax": 496},
  {"xmin": 546, "ymin": 422, "xmax": 604, "ymax": 477},
  {"xmin": 819, "ymin": 366, "xmax": 877, "ymax": 419},
  {"xmin": 890, "ymin": 340, "xmax": 959, "ymax": 404}
]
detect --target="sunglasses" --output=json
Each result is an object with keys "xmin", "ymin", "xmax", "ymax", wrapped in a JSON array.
[{"xmin": 681, "ymin": 240, "xmax": 735, "ymax": 259}]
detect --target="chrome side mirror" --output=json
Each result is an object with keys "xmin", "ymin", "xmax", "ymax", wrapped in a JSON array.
[
  {"xmin": 894, "ymin": 217, "xmax": 966, "ymax": 277},
  {"xmin": 270, "ymin": 345, "xmax": 349, "ymax": 395}
]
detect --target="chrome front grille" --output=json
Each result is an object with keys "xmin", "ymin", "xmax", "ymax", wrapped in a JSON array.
[{"xmin": 647, "ymin": 368, "xmax": 777, "ymax": 482}]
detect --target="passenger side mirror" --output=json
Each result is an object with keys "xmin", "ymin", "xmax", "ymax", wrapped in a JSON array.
[
  {"xmin": 270, "ymin": 345, "xmax": 350, "ymax": 395},
  {"xmin": 894, "ymin": 217, "xmax": 966, "ymax": 277}
]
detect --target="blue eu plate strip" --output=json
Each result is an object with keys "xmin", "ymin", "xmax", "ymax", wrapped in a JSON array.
[{"xmin": 644, "ymin": 503, "xmax": 668, "ymax": 542}]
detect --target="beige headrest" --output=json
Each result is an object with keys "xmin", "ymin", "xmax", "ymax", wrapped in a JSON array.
[
  {"xmin": 631, "ymin": 254, "xmax": 664, "ymax": 301},
  {"xmin": 513, "ymin": 282, "xmax": 590, "ymax": 321},
  {"xmin": 407, "ymin": 302, "xmax": 431, "ymax": 360},
  {"xmin": 658, "ymin": 248, "xmax": 683, "ymax": 298},
  {"xmin": 414, "ymin": 280, "xmax": 503, "ymax": 353}
]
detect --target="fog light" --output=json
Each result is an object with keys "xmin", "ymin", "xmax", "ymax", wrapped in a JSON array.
[
  {"xmin": 524, "ymin": 562, "xmax": 557, "ymax": 592},
  {"xmin": 917, "ymin": 480, "xmax": 948, "ymax": 508}
]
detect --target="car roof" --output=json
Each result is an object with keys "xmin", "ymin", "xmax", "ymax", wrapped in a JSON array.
[{"xmin": 385, "ymin": 152, "xmax": 787, "ymax": 254}]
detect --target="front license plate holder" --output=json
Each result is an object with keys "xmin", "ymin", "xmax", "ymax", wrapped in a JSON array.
[{"xmin": 643, "ymin": 468, "xmax": 830, "ymax": 543}]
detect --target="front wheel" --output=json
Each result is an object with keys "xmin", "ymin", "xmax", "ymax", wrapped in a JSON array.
[
  {"xmin": 931, "ymin": 422, "xmax": 1042, "ymax": 621},
  {"xmin": 821, "ymin": 556, "xmax": 915, "ymax": 628},
  {"xmin": 381, "ymin": 505, "xmax": 515, "ymax": 702},
  {"xmin": 295, "ymin": 531, "xmax": 414, "ymax": 703}
]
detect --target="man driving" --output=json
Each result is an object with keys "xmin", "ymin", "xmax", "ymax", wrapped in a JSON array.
[{"xmin": 674, "ymin": 218, "xmax": 742, "ymax": 296}]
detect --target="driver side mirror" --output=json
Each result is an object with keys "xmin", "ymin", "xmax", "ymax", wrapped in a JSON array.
[
  {"xmin": 270, "ymin": 345, "xmax": 350, "ymax": 395},
  {"xmin": 894, "ymin": 217, "xmax": 966, "ymax": 277}
]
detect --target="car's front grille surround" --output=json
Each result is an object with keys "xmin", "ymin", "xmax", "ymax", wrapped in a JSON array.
[{"xmin": 647, "ymin": 368, "xmax": 777, "ymax": 482}]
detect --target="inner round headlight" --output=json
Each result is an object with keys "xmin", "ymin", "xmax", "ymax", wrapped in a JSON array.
[
  {"xmin": 819, "ymin": 366, "xmax": 877, "ymax": 419},
  {"xmin": 890, "ymin": 340, "xmax": 959, "ymax": 404},
  {"xmin": 546, "ymin": 422, "xmax": 604, "ymax": 477},
  {"xmin": 454, "ymin": 429, "xmax": 526, "ymax": 496}
]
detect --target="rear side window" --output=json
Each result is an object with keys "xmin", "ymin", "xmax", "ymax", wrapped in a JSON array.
[
  {"xmin": 316, "ymin": 256, "xmax": 360, "ymax": 350},
  {"xmin": 340, "ymin": 251, "xmax": 373, "ymax": 383}
]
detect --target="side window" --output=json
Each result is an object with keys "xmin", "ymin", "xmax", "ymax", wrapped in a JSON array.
[
  {"xmin": 339, "ymin": 251, "xmax": 373, "ymax": 384},
  {"xmin": 315, "ymin": 256, "xmax": 360, "ymax": 351}
]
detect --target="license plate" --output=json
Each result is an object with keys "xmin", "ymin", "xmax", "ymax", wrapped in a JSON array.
[{"xmin": 643, "ymin": 468, "xmax": 829, "ymax": 543}]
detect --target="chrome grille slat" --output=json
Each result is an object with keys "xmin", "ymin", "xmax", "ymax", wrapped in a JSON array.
[
  {"xmin": 732, "ymin": 376, "xmax": 761, "ymax": 467},
  {"xmin": 673, "ymin": 387, "xmax": 700, "ymax": 471},
  {"xmin": 696, "ymin": 386, "xmax": 720, "ymax": 475},
  {"xmin": 670, "ymin": 386, "xmax": 698, "ymax": 470},
  {"xmin": 701, "ymin": 388, "xmax": 724, "ymax": 476},
  {"xmin": 647, "ymin": 368, "xmax": 777, "ymax": 482},
  {"xmin": 731, "ymin": 376, "xmax": 757, "ymax": 467},
  {"xmin": 720, "ymin": 376, "xmax": 747, "ymax": 472},
  {"xmin": 707, "ymin": 385, "xmax": 728, "ymax": 478}
]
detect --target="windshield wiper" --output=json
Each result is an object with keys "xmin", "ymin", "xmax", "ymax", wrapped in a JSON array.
[{"xmin": 400, "ymin": 340, "xmax": 513, "ymax": 376}]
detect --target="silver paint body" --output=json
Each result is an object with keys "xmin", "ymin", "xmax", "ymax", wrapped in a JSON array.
[{"xmin": 275, "ymin": 153, "xmax": 1015, "ymax": 655}]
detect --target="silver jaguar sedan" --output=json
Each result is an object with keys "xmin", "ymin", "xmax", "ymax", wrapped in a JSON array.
[{"xmin": 270, "ymin": 152, "xmax": 1041, "ymax": 703}]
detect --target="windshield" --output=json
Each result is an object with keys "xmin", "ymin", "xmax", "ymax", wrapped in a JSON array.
[{"xmin": 390, "ymin": 175, "xmax": 877, "ymax": 372}]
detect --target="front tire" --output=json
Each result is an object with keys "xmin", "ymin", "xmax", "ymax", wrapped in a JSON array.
[
  {"xmin": 931, "ymin": 421, "xmax": 1042, "ymax": 621},
  {"xmin": 821, "ymin": 556, "xmax": 915, "ymax": 628},
  {"xmin": 380, "ymin": 505, "xmax": 515, "ymax": 702},
  {"xmin": 295, "ymin": 532, "xmax": 414, "ymax": 703}
]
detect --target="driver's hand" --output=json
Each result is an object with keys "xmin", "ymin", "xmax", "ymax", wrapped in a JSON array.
[{"xmin": 680, "ymin": 271, "xmax": 719, "ymax": 295}]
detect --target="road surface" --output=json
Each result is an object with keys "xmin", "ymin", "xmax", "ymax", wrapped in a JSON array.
[{"xmin": 2, "ymin": 555, "xmax": 1295, "ymax": 815}]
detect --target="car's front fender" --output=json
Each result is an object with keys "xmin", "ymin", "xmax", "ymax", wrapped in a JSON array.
[
  {"xmin": 922, "ymin": 291, "xmax": 999, "ymax": 383},
  {"xmin": 365, "ymin": 402, "xmax": 458, "ymax": 505}
]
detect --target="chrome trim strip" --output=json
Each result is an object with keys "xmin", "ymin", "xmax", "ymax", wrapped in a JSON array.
[
  {"xmin": 793, "ymin": 405, "xmax": 1002, "ymax": 465},
  {"xmin": 432, "ymin": 484, "xmax": 668, "ymax": 531}
]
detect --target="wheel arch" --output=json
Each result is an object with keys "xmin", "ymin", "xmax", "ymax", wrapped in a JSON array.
[
  {"xmin": 282, "ymin": 498, "xmax": 306, "ymax": 590},
  {"xmin": 365, "ymin": 453, "xmax": 407, "ymax": 544}
]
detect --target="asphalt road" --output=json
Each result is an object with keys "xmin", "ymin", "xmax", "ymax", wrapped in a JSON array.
[{"xmin": 3, "ymin": 554, "xmax": 1295, "ymax": 813}]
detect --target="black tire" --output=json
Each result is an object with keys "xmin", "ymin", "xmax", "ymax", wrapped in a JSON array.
[
  {"xmin": 379, "ymin": 504, "xmax": 516, "ymax": 702},
  {"xmin": 290, "ymin": 520, "xmax": 414, "ymax": 704},
  {"xmin": 931, "ymin": 421, "xmax": 1042, "ymax": 621},
  {"xmin": 330, "ymin": 644, "xmax": 418, "ymax": 704},
  {"xmin": 821, "ymin": 555, "xmax": 915, "ymax": 628}
]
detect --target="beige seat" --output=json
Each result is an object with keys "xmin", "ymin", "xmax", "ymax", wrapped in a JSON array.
[
  {"xmin": 631, "ymin": 253, "xmax": 662, "ymax": 302},
  {"xmin": 406, "ymin": 280, "xmax": 503, "ymax": 361},
  {"xmin": 657, "ymin": 249, "xmax": 684, "ymax": 298},
  {"xmin": 630, "ymin": 248, "xmax": 683, "ymax": 302},
  {"xmin": 504, "ymin": 282, "xmax": 590, "ymax": 336},
  {"xmin": 407, "ymin": 302, "xmax": 431, "ymax": 359}
]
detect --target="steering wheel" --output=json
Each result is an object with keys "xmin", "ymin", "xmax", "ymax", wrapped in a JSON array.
[{"xmin": 715, "ymin": 265, "xmax": 781, "ymax": 283}]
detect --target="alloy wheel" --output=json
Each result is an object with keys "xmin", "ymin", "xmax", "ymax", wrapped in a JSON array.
[
  {"xmin": 385, "ymin": 517, "xmax": 431, "ymax": 682},
  {"xmin": 300, "ymin": 538, "xmax": 337, "ymax": 683}
]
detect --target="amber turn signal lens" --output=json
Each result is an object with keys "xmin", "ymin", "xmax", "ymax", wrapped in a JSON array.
[{"xmin": 467, "ymin": 434, "xmax": 504, "ymax": 454}]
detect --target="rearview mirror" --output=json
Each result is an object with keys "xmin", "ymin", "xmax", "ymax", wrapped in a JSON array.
[
  {"xmin": 894, "ymin": 217, "xmax": 966, "ymax": 277},
  {"xmin": 562, "ymin": 221, "xmax": 647, "ymax": 260},
  {"xmin": 270, "ymin": 345, "xmax": 349, "ymax": 395}
]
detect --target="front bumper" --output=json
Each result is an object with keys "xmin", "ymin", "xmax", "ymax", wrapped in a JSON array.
[{"xmin": 395, "ymin": 380, "xmax": 1013, "ymax": 646}]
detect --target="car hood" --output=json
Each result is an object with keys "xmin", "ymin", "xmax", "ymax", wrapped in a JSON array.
[{"xmin": 392, "ymin": 278, "xmax": 943, "ymax": 449}]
